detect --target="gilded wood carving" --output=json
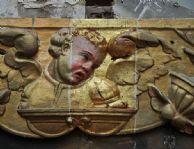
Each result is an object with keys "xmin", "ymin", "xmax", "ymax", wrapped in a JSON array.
[{"xmin": 1, "ymin": 19, "xmax": 194, "ymax": 138}]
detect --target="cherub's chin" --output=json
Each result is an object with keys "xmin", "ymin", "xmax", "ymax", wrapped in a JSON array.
[
  {"xmin": 69, "ymin": 73, "xmax": 91, "ymax": 86},
  {"xmin": 70, "ymin": 77, "xmax": 82, "ymax": 86}
]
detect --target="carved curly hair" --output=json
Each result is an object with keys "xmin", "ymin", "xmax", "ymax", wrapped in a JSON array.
[{"xmin": 48, "ymin": 28, "xmax": 107, "ymax": 58}]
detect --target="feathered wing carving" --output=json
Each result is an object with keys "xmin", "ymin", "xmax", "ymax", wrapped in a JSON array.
[{"xmin": 106, "ymin": 30, "xmax": 180, "ymax": 98}]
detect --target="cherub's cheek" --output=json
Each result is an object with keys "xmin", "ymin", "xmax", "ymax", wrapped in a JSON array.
[
  {"xmin": 71, "ymin": 56, "xmax": 86, "ymax": 70},
  {"xmin": 71, "ymin": 61, "xmax": 83, "ymax": 71}
]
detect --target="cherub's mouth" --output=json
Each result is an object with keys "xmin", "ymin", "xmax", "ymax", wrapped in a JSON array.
[{"xmin": 74, "ymin": 71, "xmax": 86, "ymax": 80}]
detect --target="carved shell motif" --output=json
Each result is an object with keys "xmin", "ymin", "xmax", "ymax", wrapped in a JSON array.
[{"xmin": 148, "ymin": 72, "xmax": 194, "ymax": 134}]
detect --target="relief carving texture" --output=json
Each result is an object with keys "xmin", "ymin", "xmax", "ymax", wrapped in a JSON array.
[{"xmin": 0, "ymin": 19, "xmax": 194, "ymax": 138}]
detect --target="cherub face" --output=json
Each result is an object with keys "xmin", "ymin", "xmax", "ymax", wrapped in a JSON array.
[{"xmin": 57, "ymin": 36, "xmax": 105, "ymax": 85}]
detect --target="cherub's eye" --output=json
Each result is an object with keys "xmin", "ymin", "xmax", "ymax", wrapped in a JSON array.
[{"xmin": 80, "ymin": 52, "xmax": 90, "ymax": 61}]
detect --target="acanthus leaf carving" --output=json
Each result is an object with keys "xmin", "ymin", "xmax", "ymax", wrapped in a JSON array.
[
  {"xmin": 0, "ymin": 89, "xmax": 11, "ymax": 116},
  {"xmin": 0, "ymin": 28, "xmax": 42, "ymax": 86},
  {"xmin": 175, "ymin": 29, "xmax": 194, "ymax": 46},
  {"xmin": 0, "ymin": 28, "xmax": 42, "ymax": 116}
]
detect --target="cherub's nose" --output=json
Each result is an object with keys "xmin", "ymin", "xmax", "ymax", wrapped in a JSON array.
[{"xmin": 82, "ymin": 61, "xmax": 93, "ymax": 72}]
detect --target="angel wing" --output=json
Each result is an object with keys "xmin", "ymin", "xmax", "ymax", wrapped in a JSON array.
[{"xmin": 106, "ymin": 30, "xmax": 179, "ymax": 95}]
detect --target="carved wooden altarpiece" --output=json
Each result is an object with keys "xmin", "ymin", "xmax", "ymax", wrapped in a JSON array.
[{"xmin": 1, "ymin": 19, "xmax": 194, "ymax": 138}]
